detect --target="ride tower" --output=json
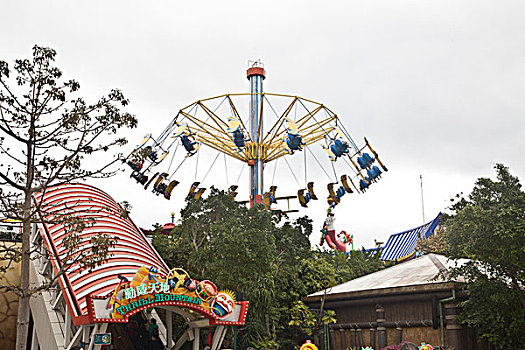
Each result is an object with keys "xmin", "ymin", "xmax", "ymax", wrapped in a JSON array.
[{"xmin": 247, "ymin": 61, "xmax": 266, "ymax": 207}]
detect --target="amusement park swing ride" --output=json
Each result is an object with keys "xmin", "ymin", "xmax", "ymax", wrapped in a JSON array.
[{"xmin": 124, "ymin": 61, "xmax": 387, "ymax": 251}]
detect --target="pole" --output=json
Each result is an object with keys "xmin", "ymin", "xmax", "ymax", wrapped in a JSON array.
[
  {"xmin": 420, "ymin": 175, "xmax": 425, "ymax": 223},
  {"xmin": 247, "ymin": 61, "xmax": 266, "ymax": 207},
  {"xmin": 233, "ymin": 326, "xmax": 237, "ymax": 350}
]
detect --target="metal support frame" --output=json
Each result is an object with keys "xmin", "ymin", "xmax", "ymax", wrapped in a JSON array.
[
  {"xmin": 81, "ymin": 324, "xmax": 90, "ymax": 350},
  {"xmin": 51, "ymin": 291, "xmax": 63, "ymax": 310},
  {"xmin": 210, "ymin": 325, "xmax": 226, "ymax": 350},
  {"xmin": 39, "ymin": 259, "xmax": 50, "ymax": 275},
  {"xmin": 66, "ymin": 325, "xmax": 84, "ymax": 350},
  {"xmin": 173, "ymin": 330, "xmax": 190, "ymax": 350},
  {"xmin": 167, "ymin": 309, "xmax": 173, "ymax": 349},
  {"xmin": 31, "ymin": 324, "xmax": 39, "ymax": 350},
  {"xmin": 86, "ymin": 323, "xmax": 108, "ymax": 350},
  {"xmin": 64, "ymin": 310, "xmax": 72, "ymax": 346},
  {"xmin": 192, "ymin": 328, "xmax": 200, "ymax": 350}
]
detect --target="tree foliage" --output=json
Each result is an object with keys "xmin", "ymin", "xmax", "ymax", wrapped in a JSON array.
[
  {"xmin": 0, "ymin": 45, "xmax": 137, "ymax": 349},
  {"xmin": 415, "ymin": 226, "xmax": 448, "ymax": 255},
  {"xmin": 152, "ymin": 188, "xmax": 385, "ymax": 348},
  {"xmin": 444, "ymin": 164, "xmax": 525, "ymax": 348},
  {"xmin": 289, "ymin": 301, "xmax": 336, "ymax": 336}
]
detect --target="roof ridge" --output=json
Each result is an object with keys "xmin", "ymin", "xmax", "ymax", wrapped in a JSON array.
[{"xmin": 427, "ymin": 253, "xmax": 447, "ymax": 273}]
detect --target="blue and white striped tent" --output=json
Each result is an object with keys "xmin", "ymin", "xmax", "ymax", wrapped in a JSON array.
[{"xmin": 379, "ymin": 213, "xmax": 442, "ymax": 262}]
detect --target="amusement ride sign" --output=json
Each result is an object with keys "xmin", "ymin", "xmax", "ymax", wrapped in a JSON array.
[{"xmin": 86, "ymin": 266, "xmax": 249, "ymax": 326}]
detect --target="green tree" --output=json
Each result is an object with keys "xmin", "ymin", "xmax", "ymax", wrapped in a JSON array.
[
  {"xmin": 0, "ymin": 45, "xmax": 136, "ymax": 349},
  {"xmin": 415, "ymin": 226, "xmax": 448, "ymax": 255},
  {"xmin": 289, "ymin": 300, "xmax": 336, "ymax": 337},
  {"xmin": 444, "ymin": 164, "xmax": 525, "ymax": 348},
  {"xmin": 153, "ymin": 189, "xmax": 385, "ymax": 348}
]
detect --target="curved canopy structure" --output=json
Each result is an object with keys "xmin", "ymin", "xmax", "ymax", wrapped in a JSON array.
[{"xmin": 34, "ymin": 183, "xmax": 170, "ymax": 325}]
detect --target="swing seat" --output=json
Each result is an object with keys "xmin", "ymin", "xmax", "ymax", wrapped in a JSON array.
[
  {"xmin": 164, "ymin": 180, "xmax": 180, "ymax": 200},
  {"xmin": 262, "ymin": 195, "xmax": 272, "ymax": 210},
  {"xmin": 153, "ymin": 173, "xmax": 169, "ymax": 191},
  {"xmin": 147, "ymin": 150, "xmax": 158, "ymax": 162},
  {"xmin": 298, "ymin": 189, "xmax": 312, "ymax": 208},
  {"xmin": 363, "ymin": 137, "xmax": 388, "ymax": 172},
  {"xmin": 127, "ymin": 160, "xmax": 143, "ymax": 172},
  {"xmin": 327, "ymin": 183, "xmax": 337, "ymax": 198},
  {"xmin": 336, "ymin": 186, "xmax": 346, "ymax": 198},
  {"xmin": 156, "ymin": 150, "xmax": 168, "ymax": 164},
  {"xmin": 194, "ymin": 187, "xmax": 206, "ymax": 200},
  {"xmin": 185, "ymin": 182, "xmax": 201, "ymax": 201},
  {"xmin": 359, "ymin": 178, "xmax": 371, "ymax": 191},
  {"xmin": 357, "ymin": 152, "xmax": 375, "ymax": 169},
  {"xmin": 263, "ymin": 186, "xmax": 278, "ymax": 208},
  {"xmin": 367, "ymin": 166, "xmax": 382, "ymax": 182},
  {"xmin": 340, "ymin": 175, "xmax": 354, "ymax": 194},
  {"xmin": 232, "ymin": 129, "xmax": 246, "ymax": 148},
  {"xmin": 298, "ymin": 189, "xmax": 308, "ymax": 207},
  {"xmin": 227, "ymin": 185, "xmax": 238, "ymax": 198},
  {"xmin": 138, "ymin": 175, "xmax": 149, "ymax": 185},
  {"xmin": 132, "ymin": 172, "xmax": 149, "ymax": 185},
  {"xmin": 181, "ymin": 135, "xmax": 200, "ymax": 155},
  {"xmin": 327, "ymin": 196, "xmax": 340, "ymax": 206},
  {"xmin": 330, "ymin": 139, "xmax": 350, "ymax": 158},
  {"xmin": 171, "ymin": 123, "xmax": 188, "ymax": 138},
  {"xmin": 227, "ymin": 116, "xmax": 241, "ymax": 133},
  {"xmin": 153, "ymin": 182, "xmax": 167, "ymax": 196},
  {"xmin": 152, "ymin": 173, "xmax": 169, "ymax": 196},
  {"xmin": 322, "ymin": 145, "xmax": 337, "ymax": 162},
  {"xmin": 135, "ymin": 133, "xmax": 152, "ymax": 150},
  {"xmin": 307, "ymin": 182, "xmax": 318, "ymax": 200},
  {"xmin": 284, "ymin": 117, "xmax": 299, "ymax": 134},
  {"xmin": 144, "ymin": 172, "xmax": 159, "ymax": 190},
  {"xmin": 185, "ymin": 142, "xmax": 201, "ymax": 157},
  {"xmin": 285, "ymin": 133, "xmax": 303, "ymax": 152}
]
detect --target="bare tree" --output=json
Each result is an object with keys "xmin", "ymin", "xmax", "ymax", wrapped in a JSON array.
[{"xmin": 0, "ymin": 45, "xmax": 137, "ymax": 349}]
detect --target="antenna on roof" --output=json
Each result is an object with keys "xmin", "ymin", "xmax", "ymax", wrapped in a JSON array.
[{"xmin": 420, "ymin": 175, "xmax": 425, "ymax": 224}]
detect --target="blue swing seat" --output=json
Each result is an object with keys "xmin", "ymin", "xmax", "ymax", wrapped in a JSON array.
[
  {"xmin": 329, "ymin": 139, "xmax": 350, "ymax": 158},
  {"xmin": 232, "ymin": 129, "xmax": 245, "ymax": 149},
  {"xmin": 357, "ymin": 152, "xmax": 375, "ymax": 169}
]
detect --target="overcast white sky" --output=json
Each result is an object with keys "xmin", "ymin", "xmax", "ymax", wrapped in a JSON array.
[{"xmin": 1, "ymin": 0, "xmax": 524, "ymax": 248}]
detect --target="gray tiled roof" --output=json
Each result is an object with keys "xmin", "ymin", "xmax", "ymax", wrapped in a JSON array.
[{"xmin": 308, "ymin": 254, "xmax": 467, "ymax": 297}]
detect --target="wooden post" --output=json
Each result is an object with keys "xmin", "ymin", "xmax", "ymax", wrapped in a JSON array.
[
  {"xmin": 329, "ymin": 329, "xmax": 337, "ymax": 350},
  {"xmin": 396, "ymin": 327, "xmax": 402, "ymax": 344},
  {"xmin": 350, "ymin": 329, "xmax": 356, "ymax": 348},
  {"xmin": 445, "ymin": 303, "xmax": 463, "ymax": 350},
  {"xmin": 357, "ymin": 329, "xmax": 364, "ymax": 348},
  {"xmin": 339, "ymin": 329, "xmax": 347, "ymax": 350},
  {"xmin": 376, "ymin": 306, "xmax": 387, "ymax": 349},
  {"xmin": 370, "ymin": 328, "xmax": 376, "ymax": 349}
]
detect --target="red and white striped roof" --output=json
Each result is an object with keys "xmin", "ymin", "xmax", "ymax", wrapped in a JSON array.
[{"xmin": 34, "ymin": 183, "xmax": 169, "ymax": 326}]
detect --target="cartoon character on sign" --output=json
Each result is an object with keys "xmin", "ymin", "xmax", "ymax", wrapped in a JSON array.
[
  {"xmin": 210, "ymin": 291, "xmax": 236, "ymax": 318},
  {"xmin": 418, "ymin": 343, "xmax": 434, "ymax": 350},
  {"xmin": 299, "ymin": 340, "xmax": 318, "ymax": 350},
  {"xmin": 196, "ymin": 280, "xmax": 218, "ymax": 302}
]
